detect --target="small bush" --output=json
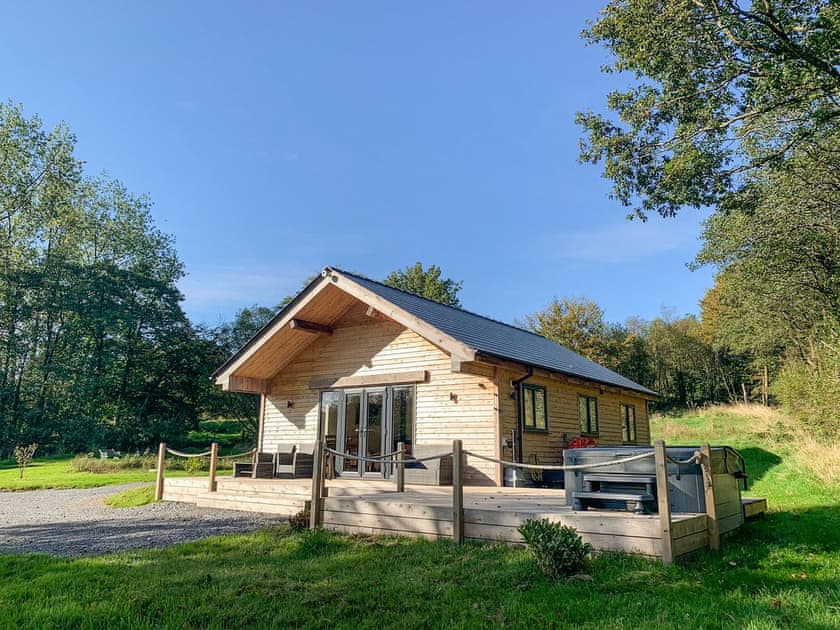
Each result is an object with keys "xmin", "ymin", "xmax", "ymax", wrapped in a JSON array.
[
  {"xmin": 289, "ymin": 509, "xmax": 310, "ymax": 533},
  {"xmin": 70, "ymin": 454, "xmax": 158, "ymax": 473},
  {"xmin": 518, "ymin": 518, "xmax": 592, "ymax": 578}
]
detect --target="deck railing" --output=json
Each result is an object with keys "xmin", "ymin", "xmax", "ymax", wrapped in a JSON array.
[
  {"xmin": 154, "ymin": 442, "xmax": 256, "ymax": 500},
  {"xmin": 309, "ymin": 438, "xmax": 718, "ymax": 563}
]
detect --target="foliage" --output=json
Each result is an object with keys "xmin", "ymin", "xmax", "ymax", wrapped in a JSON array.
[
  {"xmin": 383, "ymin": 262, "xmax": 463, "ymax": 307},
  {"xmin": 1, "ymin": 420, "xmax": 838, "ymax": 629},
  {"xmin": 104, "ymin": 484, "xmax": 155, "ymax": 508},
  {"xmin": 517, "ymin": 518, "xmax": 592, "ymax": 578},
  {"xmin": 70, "ymin": 453, "xmax": 157, "ymax": 473},
  {"xmin": 578, "ymin": 0, "xmax": 840, "ymax": 219},
  {"xmin": 773, "ymin": 328, "xmax": 840, "ymax": 440},
  {"xmin": 524, "ymin": 297, "xmax": 612, "ymax": 365},
  {"xmin": 12, "ymin": 443, "xmax": 37, "ymax": 479},
  {"xmin": 0, "ymin": 102, "xmax": 207, "ymax": 455},
  {"xmin": 524, "ymin": 296, "xmax": 750, "ymax": 408},
  {"xmin": 288, "ymin": 508, "xmax": 310, "ymax": 532}
]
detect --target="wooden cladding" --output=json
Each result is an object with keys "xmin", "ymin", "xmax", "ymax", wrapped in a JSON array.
[
  {"xmin": 224, "ymin": 375, "xmax": 270, "ymax": 394},
  {"xmin": 308, "ymin": 370, "xmax": 429, "ymax": 390}
]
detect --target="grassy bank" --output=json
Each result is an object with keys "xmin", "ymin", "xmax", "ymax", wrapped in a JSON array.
[{"xmin": 0, "ymin": 405, "xmax": 838, "ymax": 628}]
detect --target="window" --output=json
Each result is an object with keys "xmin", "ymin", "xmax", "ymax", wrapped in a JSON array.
[
  {"xmin": 621, "ymin": 403, "xmax": 637, "ymax": 443},
  {"xmin": 578, "ymin": 395, "xmax": 599, "ymax": 435},
  {"xmin": 522, "ymin": 384, "xmax": 548, "ymax": 431}
]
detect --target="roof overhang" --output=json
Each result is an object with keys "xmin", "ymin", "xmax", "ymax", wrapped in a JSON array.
[{"xmin": 213, "ymin": 268, "xmax": 476, "ymax": 393}]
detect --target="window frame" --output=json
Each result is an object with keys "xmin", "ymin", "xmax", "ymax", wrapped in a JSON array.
[
  {"xmin": 522, "ymin": 383, "xmax": 548, "ymax": 432},
  {"xmin": 578, "ymin": 394, "xmax": 599, "ymax": 436},
  {"xmin": 620, "ymin": 403, "xmax": 637, "ymax": 443}
]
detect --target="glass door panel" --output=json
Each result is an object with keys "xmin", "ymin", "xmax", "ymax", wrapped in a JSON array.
[
  {"xmin": 391, "ymin": 387, "xmax": 414, "ymax": 459},
  {"xmin": 320, "ymin": 391, "xmax": 341, "ymax": 451},
  {"xmin": 364, "ymin": 391, "xmax": 384, "ymax": 475},
  {"xmin": 342, "ymin": 392, "xmax": 361, "ymax": 473}
]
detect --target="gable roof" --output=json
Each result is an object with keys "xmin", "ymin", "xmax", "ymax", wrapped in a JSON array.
[
  {"xmin": 333, "ymin": 269, "xmax": 656, "ymax": 396},
  {"xmin": 213, "ymin": 266, "xmax": 656, "ymax": 397}
]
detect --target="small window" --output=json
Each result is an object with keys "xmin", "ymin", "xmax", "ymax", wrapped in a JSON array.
[
  {"xmin": 621, "ymin": 403, "xmax": 637, "ymax": 443},
  {"xmin": 578, "ymin": 395, "xmax": 599, "ymax": 435},
  {"xmin": 523, "ymin": 384, "xmax": 548, "ymax": 431}
]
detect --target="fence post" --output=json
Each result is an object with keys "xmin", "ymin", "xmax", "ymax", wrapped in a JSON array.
[
  {"xmin": 396, "ymin": 441, "xmax": 405, "ymax": 493},
  {"xmin": 452, "ymin": 439, "xmax": 464, "ymax": 544},
  {"xmin": 208, "ymin": 442, "xmax": 219, "ymax": 492},
  {"xmin": 155, "ymin": 442, "xmax": 166, "ymax": 501},
  {"xmin": 310, "ymin": 439, "xmax": 325, "ymax": 530},
  {"xmin": 654, "ymin": 439, "xmax": 673, "ymax": 565},
  {"xmin": 700, "ymin": 443, "xmax": 720, "ymax": 551}
]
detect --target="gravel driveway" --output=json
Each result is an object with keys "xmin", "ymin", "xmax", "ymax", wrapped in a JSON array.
[{"xmin": 0, "ymin": 484, "xmax": 281, "ymax": 556}]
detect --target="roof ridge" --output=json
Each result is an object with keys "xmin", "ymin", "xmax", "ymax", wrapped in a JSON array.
[{"xmin": 329, "ymin": 266, "xmax": 553, "ymax": 342}]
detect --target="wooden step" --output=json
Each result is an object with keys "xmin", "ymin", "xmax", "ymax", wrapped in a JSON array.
[
  {"xmin": 742, "ymin": 497, "xmax": 767, "ymax": 519},
  {"xmin": 214, "ymin": 479, "xmax": 315, "ymax": 496},
  {"xmin": 195, "ymin": 493, "xmax": 308, "ymax": 515}
]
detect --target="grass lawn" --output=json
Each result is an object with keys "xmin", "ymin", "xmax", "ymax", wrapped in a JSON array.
[
  {"xmin": 104, "ymin": 484, "xmax": 156, "ymax": 508},
  {"xmin": 0, "ymin": 405, "xmax": 838, "ymax": 628},
  {"xmin": 0, "ymin": 457, "xmax": 229, "ymax": 491}
]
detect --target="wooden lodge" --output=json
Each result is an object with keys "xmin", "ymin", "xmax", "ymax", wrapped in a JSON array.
[
  {"xmin": 212, "ymin": 266, "xmax": 658, "ymax": 486},
  {"xmin": 160, "ymin": 267, "xmax": 765, "ymax": 563}
]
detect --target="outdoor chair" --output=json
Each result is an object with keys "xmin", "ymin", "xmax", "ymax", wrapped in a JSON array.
[
  {"xmin": 276, "ymin": 442, "xmax": 315, "ymax": 479},
  {"xmin": 272, "ymin": 443, "xmax": 297, "ymax": 478},
  {"xmin": 403, "ymin": 445, "xmax": 453, "ymax": 485},
  {"xmin": 233, "ymin": 452, "xmax": 275, "ymax": 479}
]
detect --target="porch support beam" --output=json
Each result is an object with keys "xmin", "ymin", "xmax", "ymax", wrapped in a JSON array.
[
  {"xmin": 288, "ymin": 318, "xmax": 333, "ymax": 335},
  {"xmin": 309, "ymin": 370, "xmax": 428, "ymax": 390}
]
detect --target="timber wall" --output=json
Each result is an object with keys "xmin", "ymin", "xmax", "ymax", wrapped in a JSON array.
[
  {"xmin": 497, "ymin": 368, "xmax": 652, "ymax": 466},
  {"xmin": 262, "ymin": 302, "xmax": 499, "ymax": 484}
]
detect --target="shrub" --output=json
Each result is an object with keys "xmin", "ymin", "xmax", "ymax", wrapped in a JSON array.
[
  {"xmin": 289, "ymin": 509, "xmax": 310, "ymax": 533},
  {"xmin": 70, "ymin": 454, "xmax": 158, "ymax": 473},
  {"xmin": 517, "ymin": 518, "xmax": 592, "ymax": 578}
]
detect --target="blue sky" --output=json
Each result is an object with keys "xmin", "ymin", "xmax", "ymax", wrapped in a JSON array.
[{"xmin": 1, "ymin": 1, "xmax": 714, "ymax": 327}]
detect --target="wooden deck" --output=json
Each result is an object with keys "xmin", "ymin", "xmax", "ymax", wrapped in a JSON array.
[{"xmin": 163, "ymin": 477, "xmax": 714, "ymax": 559}]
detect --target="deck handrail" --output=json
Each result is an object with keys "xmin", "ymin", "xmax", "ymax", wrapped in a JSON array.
[
  {"xmin": 217, "ymin": 448, "xmax": 257, "ymax": 460},
  {"xmin": 463, "ymin": 450, "xmax": 656, "ymax": 471},
  {"xmin": 323, "ymin": 446, "xmax": 452, "ymax": 465},
  {"xmin": 165, "ymin": 447, "xmax": 213, "ymax": 458},
  {"xmin": 463, "ymin": 449, "xmax": 700, "ymax": 472}
]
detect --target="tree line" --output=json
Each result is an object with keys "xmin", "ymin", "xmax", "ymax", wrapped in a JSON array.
[{"xmin": 578, "ymin": 0, "xmax": 840, "ymax": 438}]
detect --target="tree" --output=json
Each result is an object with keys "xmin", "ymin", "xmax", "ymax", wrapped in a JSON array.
[
  {"xmin": 578, "ymin": 1, "xmax": 840, "ymax": 218},
  {"xmin": 523, "ymin": 297, "xmax": 612, "ymax": 365},
  {"xmin": 383, "ymin": 263, "xmax": 463, "ymax": 307},
  {"xmin": 0, "ymin": 102, "xmax": 199, "ymax": 454}
]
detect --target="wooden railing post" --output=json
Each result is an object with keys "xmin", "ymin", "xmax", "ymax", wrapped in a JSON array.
[
  {"xmin": 700, "ymin": 443, "xmax": 720, "ymax": 551},
  {"xmin": 452, "ymin": 439, "xmax": 464, "ymax": 544},
  {"xmin": 208, "ymin": 442, "xmax": 219, "ymax": 492},
  {"xmin": 654, "ymin": 439, "xmax": 673, "ymax": 565},
  {"xmin": 396, "ymin": 441, "xmax": 405, "ymax": 493},
  {"xmin": 310, "ymin": 440, "xmax": 325, "ymax": 530},
  {"xmin": 155, "ymin": 442, "xmax": 166, "ymax": 501}
]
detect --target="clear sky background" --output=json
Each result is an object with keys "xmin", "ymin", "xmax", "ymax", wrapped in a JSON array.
[{"xmin": 1, "ymin": 1, "xmax": 714, "ymax": 328}]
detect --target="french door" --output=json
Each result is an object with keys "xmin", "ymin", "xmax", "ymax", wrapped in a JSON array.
[
  {"xmin": 340, "ymin": 389, "xmax": 384, "ymax": 477},
  {"xmin": 321, "ymin": 386, "xmax": 414, "ymax": 479}
]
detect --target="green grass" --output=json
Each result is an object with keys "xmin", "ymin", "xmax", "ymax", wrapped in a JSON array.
[
  {"xmin": 104, "ymin": 484, "xmax": 155, "ymax": 508},
  {"xmin": 0, "ymin": 405, "xmax": 838, "ymax": 628},
  {"xmin": 0, "ymin": 457, "xmax": 222, "ymax": 491}
]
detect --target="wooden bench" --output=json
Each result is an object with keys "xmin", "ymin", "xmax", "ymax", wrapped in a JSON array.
[
  {"xmin": 573, "ymin": 491, "xmax": 656, "ymax": 514},
  {"xmin": 98, "ymin": 449, "xmax": 122, "ymax": 459},
  {"xmin": 583, "ymin": 472, "xmax": 657, "ymax": 495},
  {"xmin": 574, "ymin": 472, "xmax": 659, "ymax": 514}
]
